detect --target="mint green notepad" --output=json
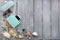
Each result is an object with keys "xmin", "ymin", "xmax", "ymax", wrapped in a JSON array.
[
  {"xmin": 7, "ymin": 14, "xmax": 20, "ymax": 28},
  {"xmin": 0, "ymin": 1, "xmax": 14, "ymax": 12}
]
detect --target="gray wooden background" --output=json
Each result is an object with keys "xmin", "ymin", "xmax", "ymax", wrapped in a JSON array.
[{"xmin": 0, "ymin": 0, "xmax": 60, "ymax": 40}]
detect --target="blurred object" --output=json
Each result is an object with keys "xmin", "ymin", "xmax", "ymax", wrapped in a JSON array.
[
  {"xmin": 8, "ymin": 29, "xmax": 14, "ymax": 35},
  {"xmin": 7, "ymin": 14, "xmax": 20, "ymax": 28},
  {"xmin": 32, "ymin": 32, "xmax": 38, "ymax": 37},
  {"xmin": 15, "ymin": 15, "xmax": 21, "ymax": 20},
  {"xmin": 5, "ymin": 21, "xmax": 11, "ymax": 28},
  {"xmin": 1, "ymin": 24, "xmax": 8, "ymax": 31},
  {"xmin": 3, "ymin": 18, "xmax": 6, "ymax": 21},
  {"xmin": 12, "ymin": 33, "xmax": 17, "ymax": 37},
  {"xmin": 18, "ymin": 29, "xmax": 23, "ymax": 34},
  {"xmin": 2, "ymin": 32, "xmax": 10, "ymax": 38},
  {"xmin": 7, "ymin": 9, "xmax": 12, "ymax": 13},
  {"xmin": 0, "ymin": 1, "xmax": 14, "ymax": 12},
  {"xmin": 28, "ymin": 37, "xmax": 31, "ymax": 39},
  {"xmin": 4, "ymin": 0, "xmax": 8, "ymax": 3},
  {"xmin": 3, "ymin": 9, "xmax": 12, "ymax": 18},
  {"xmin": 22, "ymin": 29, "xmax": 26, "ymax": 32},
  {"xmin": 18, "ymin": 35, "xmax": 24, "ymax": 39},
  {"xmin": 18, "ymin": 29, "xmax": 26, "ymax": 34},
  {"xmin": 25, "ymin": 32, "xmax": 31, "ymax": 37}
]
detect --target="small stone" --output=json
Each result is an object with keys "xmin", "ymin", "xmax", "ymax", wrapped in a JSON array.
[
  {"xmin": 12, "ymin": 33, "xmax": 17, "ymax": 37},
  {"xmin": 28, "ymin": 37, "xmax": 31, "ymax": 39},
  {"xmin": 32, "ymin": 32, "xmax": 38, "ymax": 36},
  {"xmin": 8, "ymin": 29, "xmax": 14, "ymax": 35},
  {"xmin": 25, "ymin": 32, "xmax": 31, "ymax": 37},
  {"xmin": 19, "ymin": 35, "xmax": 24, "ymax": 39},
  {"xmin": 2, "ymin": 32, "xmax": 10, "ymax": 38}
]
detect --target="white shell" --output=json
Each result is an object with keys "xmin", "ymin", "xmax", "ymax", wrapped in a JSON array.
[
  {"xmin": 32, "ymin": 32, "xmax": 38, "ymax": 36},
  {"xmin": 2, "ymin": 32, "xmax": 10, "ymax": 38},
  {"xmin": 18, "ymin": 35, "xmax": 24, "ymax": 39}
]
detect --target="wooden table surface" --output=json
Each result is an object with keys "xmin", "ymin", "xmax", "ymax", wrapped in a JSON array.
[{"xmin": 0, "ymin": 0, "xmax": 60, "ymax": 40}]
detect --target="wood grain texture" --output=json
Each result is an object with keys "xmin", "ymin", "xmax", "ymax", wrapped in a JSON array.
[
  {"xmin": 18, "ymin": 0, "xmax": 33, "ymax": 33},
  {"xmin": 58, "ymin": 0, "xmax": 60, "ymax": 39},
  {"xmin": 33, "ymin": 0, "xmax": 43, "ymax": 40},
  {"xmin": 18, "ymin": 0, "xmax": 27, "ymax": 40},
  {"xmin": 0, "ymin": 0, "xmax": 59, "ymax": 40},
  {"xmin": 43, "ymin": 0, "xmax": 50, "ymax": 39},
  {"xmin": 51, "ymin": 0, "xmax": 58, "ymax": 39},
  {"xmin": 18, "ymin": 0, "xmax": 33, "ymax": 40}
]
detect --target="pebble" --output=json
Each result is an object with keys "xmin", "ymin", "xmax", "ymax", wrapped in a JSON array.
[
  {"xmin": 2, "ymin": 32, "xmax": 10, "ymax": 38},
  {"xmin": 32, "ymin": 32, "xmax": 38, "ymax": 36}
]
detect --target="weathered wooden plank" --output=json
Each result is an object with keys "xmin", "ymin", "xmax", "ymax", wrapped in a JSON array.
[
  {"xmin": 12, "ymin": 0, "xmax": 16, "ymax": 14},
  {"xmin": 18, "ymin": 0, "xmax": 33, "ymax": 33},
  {"xmin": 58, "ymin": 0, "xmax": 60, "ymax": 39},
  {"xmin": 33, "ymin": 0, "xmax": 43, "ymax": 40},
  {"xmin": 24, "ymin": 0, "xmax": 33, "ymax": 32},
  {"xmin": 18, "ymin": 0, "xmax": 27, "ymax": 40},
  {"xmin": 51, "ymin": 0, "xmax": 58, "ymax": 39},
  {"xmin": 18, "ymin": 0, "xmax": 33, "ymax": 40},
  {"xmin": 23, "ymin": 0, "xmax": 33, "ymax": 40},
  {"xmin": 43, "ymin": 0, "xmax": 50, "ymax": 39},
  {"xmin": 0, "ymin": 0, "xmax": 59, "ymax": 40},
  {"xmin": 18, "ymin": 0, "xmax": 26, "ymax": 29}
]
